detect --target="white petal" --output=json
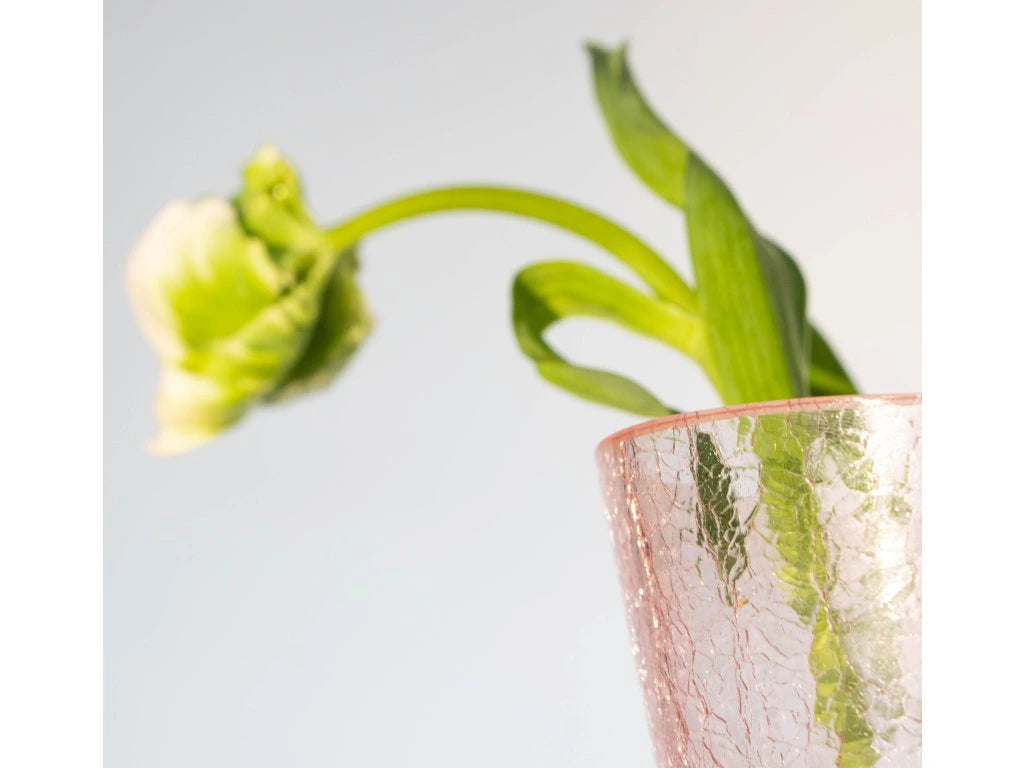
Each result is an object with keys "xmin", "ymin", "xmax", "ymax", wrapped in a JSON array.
[{"xmin": 127, "ymin": 198, "xmax": 283, "ymax": 362}]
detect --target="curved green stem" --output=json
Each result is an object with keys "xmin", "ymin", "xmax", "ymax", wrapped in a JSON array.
[{"xmin": 325, "ymin": 186, "xmax": 697, "ymax": 313}]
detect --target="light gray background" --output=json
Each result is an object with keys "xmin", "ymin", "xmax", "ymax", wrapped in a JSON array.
[{"xmin": 105, "ymin": 2, "xmax": 920, "ymax": 765}]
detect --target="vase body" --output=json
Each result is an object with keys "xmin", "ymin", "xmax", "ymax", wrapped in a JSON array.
[{"xmin": 597, "ymin": 395, "xmax": 921, "ymax": 768}]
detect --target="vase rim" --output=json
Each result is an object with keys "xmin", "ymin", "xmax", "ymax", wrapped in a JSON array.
[{"xmin": 597, "ymin": 393, "xmax": 921, "ymax": 454}]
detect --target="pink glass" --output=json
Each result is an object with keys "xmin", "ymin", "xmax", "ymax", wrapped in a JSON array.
[{"xmin": 597, "ymin": 395, "xmax": 921, "ymax": 768}]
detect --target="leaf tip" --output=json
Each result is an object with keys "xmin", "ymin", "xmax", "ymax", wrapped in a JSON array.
[{"xmin": 584, "ymin": 40, "xmax": 628, "ymax": 67}]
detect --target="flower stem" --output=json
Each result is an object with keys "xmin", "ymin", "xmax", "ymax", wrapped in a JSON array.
[{"xmin": 325, "ymin": 186, "xmax": 697, "ymax": 313}]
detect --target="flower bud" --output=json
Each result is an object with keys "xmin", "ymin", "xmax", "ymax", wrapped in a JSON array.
[{"xmin": 127, "ymin": 148, "xmax": 372, "ymax": 454}]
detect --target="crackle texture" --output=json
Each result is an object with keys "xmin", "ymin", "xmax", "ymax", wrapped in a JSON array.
[{"xmin": 598, "ymin": 396, "xmax": 921, "ymax": 768}]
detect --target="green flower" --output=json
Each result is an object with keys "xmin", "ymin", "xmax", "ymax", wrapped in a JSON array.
[{"xmin": 128, "ymin": 147, "xmax": 372, "ymax": 454}]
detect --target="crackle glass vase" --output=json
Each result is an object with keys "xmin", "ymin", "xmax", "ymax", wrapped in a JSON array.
[{"xmin": 597, "ymin": 394, "xmax": 921, "ymax": 768}]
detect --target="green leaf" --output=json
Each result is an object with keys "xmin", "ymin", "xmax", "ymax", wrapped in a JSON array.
[
  {"xmin": 685, "ymin": 153, "xmax": 808, "ymax": 403},
  {"xmin": 757, "ymin": 237, "xmax": 811, "ymax": 395},
  {"xmin": 512, "ymin": 260, "xmax": 708, "ymax": 416},
  {"xmin": 267, "ymin": 248, "xmax": 373, "ymax": 401},
  {"xmin": 752, "ymin": 412, "xmax": 881, "ymax": 766},
  {"xmin": 587, "ymin": 43, "xmax": 688, "ymax": 208},
  {"xmin": 589, "ymin": 46, "xmax": 875, "ymax": 761},
  {"xmin": 692, "ymin": 430, "xmax": 748, "ymax": 604},
  {"xmin": 588, "ymin": 43, "xmax": 855, "ymax": 399},
  {"xmin": 809, "ymin": 327, "xmax": 858, "ymax": 396}
]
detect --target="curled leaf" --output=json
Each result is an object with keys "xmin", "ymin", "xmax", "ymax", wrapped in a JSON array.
[{"xmin": 512, "ymin": 260, "xmax": 707, "ymax": 416}]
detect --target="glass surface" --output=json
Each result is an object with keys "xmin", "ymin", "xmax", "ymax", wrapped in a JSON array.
[{"xmin": 598, "ymin": 395, "xmax": 921, "ymax": 768}]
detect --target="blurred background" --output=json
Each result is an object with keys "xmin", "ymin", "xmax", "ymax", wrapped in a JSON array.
[{"xmin": 104, "ymin": 1, "xmax": 920, "ymax": 766}]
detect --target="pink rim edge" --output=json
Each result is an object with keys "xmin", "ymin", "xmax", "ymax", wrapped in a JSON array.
[{"xmin": 596, "ymin": 393, "xmax": 922, "ymax": 455}]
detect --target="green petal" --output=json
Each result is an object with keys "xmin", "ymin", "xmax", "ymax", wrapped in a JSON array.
[
  {"xmin": 151, "ymin": 368, "xmax": 251, "ymax": 454},
  {"xmin": 152, "ymin": 252, "xmax": 340, "ymax": 453},
  {"xmin": 128, "ymin": 198, "xmax": 285, "ymax": 359},
  {"xmin": 235, "ymin": 145, "xmax": 322, "ymax": 252},
  {"xmin": 267, "ymin": 247, "xmax": 373, "ymax": 401}
]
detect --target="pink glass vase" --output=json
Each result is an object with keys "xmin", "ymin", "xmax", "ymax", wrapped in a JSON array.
[{"xmin": 597, "ymin": 394, "xmax": 921, "ymax": 768}]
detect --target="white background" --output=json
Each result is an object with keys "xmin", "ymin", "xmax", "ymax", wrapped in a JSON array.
[{"xmin": 102, "ymin": 1, "xmax": 918, "ymax": 766}]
